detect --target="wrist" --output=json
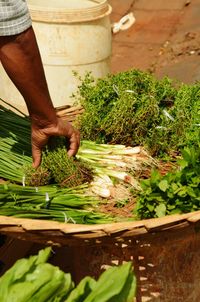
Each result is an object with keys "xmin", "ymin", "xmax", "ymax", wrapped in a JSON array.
[{"xmin": 30, "ymin": 110, "xmax": 58, "ymax": 129}]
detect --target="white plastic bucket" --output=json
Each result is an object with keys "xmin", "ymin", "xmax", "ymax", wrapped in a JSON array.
[{"xmin": 0, "ymin": 0, "xmax": 112, "ymax": 113}]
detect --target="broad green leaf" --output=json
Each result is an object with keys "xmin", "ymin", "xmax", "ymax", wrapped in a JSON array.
[
  {"xmin": 171, "ymin": 183, "xmax": 178, "ymax": 192},
  {"xmin": 49, "ymin": 274, "xmax": 74, "ymax": 302},
  {"xmin": 35, "ymin": 247, "xmax": 52, "ymax": 265},
  {"xmin": 147, "ymin": 204, "xmax": 155, "ymax": 212},
  {"xmin": 167, "ymin": 204, "xmax": 176, "ymax": 210},
  {"xmin": 125, "ymin": 273, "xmax": 137, "ymax": 302},
  {"xmin": 30, "ymin": 269, "xmax": 73, "ymax": 302},
  {"xmin": 177, "ymin": 186, "xmax": 187, "ymax": 197},
  {"xmin": 181, "ymin": 148, "xmax": 192, "ymax": 163},
  {"xmin": 65, "ymin": 276, "xmax": 96, "ymax": 302},
  {"xmin": 150, "ymin": 170, "xmax": 161, "ymax": 184},
  {"xmin": 0, "ymin": 248, "xmax": 51, "ymax": 302},
  {"xmin": 4, "ymin": 263, "xmax": 55, "ymax": 302},
  {"xmin": 155, "ymin": 203, "xmax": 166, "ymax": 217},
  {"xmin": 167, "ymin": 191, "xmax": 175, "ymax": 199},
  {"xmin": 158, "ymin": 180, "xmax": 169, "ymax": 192},
  {"xmin": 0, "ymin": 247, "xmax": 51, "ymax": 300},
  {"xmin": 178, "ymin": 159, "xmax": 188, "ymax": 169},
  {"xmin": 170, "ymin": 208, "xmax": 182, "ymax": 214},
  {"xmin": 108, "ymin": 272, "xmax": 137, "ymax": 302},
  {"xmin": 84, "ymin": 262, "xmax": 133, "ymax": 302},
  {"xmin": 187, "ymin": 187, "xmax": 196, "ymax": 198}
]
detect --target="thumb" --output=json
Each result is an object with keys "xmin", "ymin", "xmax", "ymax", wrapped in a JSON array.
[{"xmin": 32, "ymin": 144, "xmax": 42, "ymax": 168}]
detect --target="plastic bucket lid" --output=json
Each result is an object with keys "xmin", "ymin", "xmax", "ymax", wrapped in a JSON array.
[{"xmin": 28, "ymin": 0, "xmax": 112, "ymax": 23}]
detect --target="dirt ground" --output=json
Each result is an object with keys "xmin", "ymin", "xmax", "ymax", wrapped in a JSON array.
[{"xmin": 109, "ymin": 0, "xmax": 200, "ymax": 83}]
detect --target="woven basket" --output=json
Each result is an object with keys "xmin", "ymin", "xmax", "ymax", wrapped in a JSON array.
[
  {"xmin": 55, "ymin": 104, "xmax": 84, "ymax": 122},
  {"xmin": 1, "ymin": 105, "xmax": 200, "ymax": 301},
  {"xmin": 1, "ymin": 212, "xmax": 200, "ymax": 302},
  {"xmin": 0, "ymin": 211, "xmax": 200, "ymax": 246}
]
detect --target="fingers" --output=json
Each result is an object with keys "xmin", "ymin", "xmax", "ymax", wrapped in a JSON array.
[
  {"xmin": 31, "ymin": 128, "xmax": 48, "ymax": 168},
  {"xmin": 32, "ymin": 143, "xmax": 42, "ymax": 168},
  {"xmin": 67, "ymin": 130, "xmax": 80, "ymax": 157},
  {"xmin": 31, "ymin": 117, "xmax": 80, "ymax": 168}
]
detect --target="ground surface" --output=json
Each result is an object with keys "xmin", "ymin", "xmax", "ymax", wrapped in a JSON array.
[{"xmin": 109, "ymin": 0, "xmax": 200, "ymax": 83}]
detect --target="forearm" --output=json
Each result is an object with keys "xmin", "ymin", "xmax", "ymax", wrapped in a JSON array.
[
  {"xmin": 0, "ymin": 26, "xmax": 80, "ymax": 167},
  {"xmin": 0, "ymin": 27, "xmax": 57, "ymax": 126}
]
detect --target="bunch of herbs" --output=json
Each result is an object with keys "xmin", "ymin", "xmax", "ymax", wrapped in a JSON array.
[{"xmin": 74, "ymin": 70, "xmax": 200, "ymax": 156}]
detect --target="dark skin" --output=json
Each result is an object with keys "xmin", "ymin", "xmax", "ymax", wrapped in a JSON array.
[{"xmin": 0, "ymin": 27, "xmax": 80, "ymax": 168}]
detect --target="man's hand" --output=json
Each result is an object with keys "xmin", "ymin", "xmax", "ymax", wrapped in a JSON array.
[
  {"xmin": 31, "ymin": 117, "xmax": 80, "ymax": 168},
  {"xmin": 0, "ymin": 27, "xmax": 81, "ymax": 167}
]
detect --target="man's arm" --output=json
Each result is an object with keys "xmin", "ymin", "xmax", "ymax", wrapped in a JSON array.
[{"xmin": 0, "ymin": 27, "xmax": 80, "ymax": 168}]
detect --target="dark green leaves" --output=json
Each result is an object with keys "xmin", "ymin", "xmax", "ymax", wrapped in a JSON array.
[
  {"xmin": 136, "ymin": 146, "xmax": 200, "ymax": 219},
  {"xmin": 158, "ymin": 180, "xmax": 169, "ymax": 192}
]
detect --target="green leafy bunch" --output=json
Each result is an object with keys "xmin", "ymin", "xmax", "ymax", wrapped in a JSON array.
[
  {"xmin": 136, "ymin": 145, "xmax": 200, "ymax": 219},
  {"xmin": 74, "ymin": 70, "xmax": 200, "ymax": 156},
  {"xmin": 23, "ymin": 166, "xmax": 51, "ymax": 187},
  {"xmin": 42, "ymin": 146, "xmax": 93, "ymax": 188},
  {"xmin": 0, "ymin": 248, "xmax": 137, "ymax": 302},
  {"xmin": 23, "ymin": 137, "xmax": 93, "ymax": 188},
  {"xmin": 0, "ymin": 183, "xmax": 113, "ymax": 224},
  {"xmin": 170, "ymin": 83, "xmax": 200, "ymax": 149},
  {"xmin": 74, "ymin": 70, "xmax": 177, "ymax": 151},
  {"xmin": 150, "ymin": 83, "xmax": 200, "ymax": 153},
  {"xmin": 0, "ymin": 247, "xmax": 74, "ymax": 302},
  {"xmin": 74, "ymin": 70, "xmax": 176, "ymax": 144}
]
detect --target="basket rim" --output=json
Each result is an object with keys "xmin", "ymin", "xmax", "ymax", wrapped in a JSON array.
[{"xmin": 0, "ymin": 211, "xmax": 200, "ymax": 245}]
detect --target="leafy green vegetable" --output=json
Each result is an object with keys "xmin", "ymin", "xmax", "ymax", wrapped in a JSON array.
[
  {"xmin": 84, "ymin": 262, "xmax": 136, "ymax": 302},
  {"xmin": 65, "ymin": 277, "xmax": 96, "ymax": 302},
  {"xmin": 0, "ymin": 247, "xmax": 73, "ymax": 302},
  {"xmin": 0, "ymin": 248, "xmax": 136, "ymax": 302},
  {"xmin": 136, "ymin": 145, "xmax": 200, "ymax": 219}
]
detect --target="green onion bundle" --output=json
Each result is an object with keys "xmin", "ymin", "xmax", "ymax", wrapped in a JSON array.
[
  {"xmin": 0, "ymin": 102, "xmax": 154, "ymax": 188},
  {"xmin": 0, "ymin": 99, "xmax": 155, "ymax": 223},
  {"xmin": 0, "ymin": 183, "xmax": 113, "ymax": 224},
  {"xmin": 0, "ymin": 101, "xmax": 31, "ymax": 182}
]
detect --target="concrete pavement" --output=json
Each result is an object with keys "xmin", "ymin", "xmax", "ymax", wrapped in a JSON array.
[{"xmin": 109, "ymin": 0, "xmax": 200, "ymax": 83}]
